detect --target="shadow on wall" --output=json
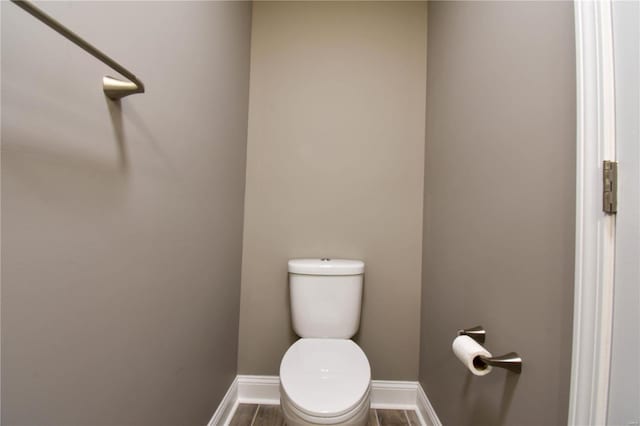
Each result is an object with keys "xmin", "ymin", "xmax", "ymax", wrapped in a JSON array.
[
  {"xmin": 106, "ymin": 98, "xmax": 174, "ymax": 175},
  {"xmin": 1, "ymin": 99, "xmax": 131, "ymax": 211},
  {"xmin": 460, "ymin": 372, "xmax": 520, "ymax": 425},
  {"xmin": 109, "ymin": 100, "xmax": 176, "ymax": 176},
  {"xmin": 1, "ymin": 79, "xmax": 176, "ymax": 212},
  {"xmin": 106, "ymin": 99, "xmax": 128, "ymax": 173},
  {"xmin": 1, "ymin": 143, "xmax": 128, "ymax": 213}
]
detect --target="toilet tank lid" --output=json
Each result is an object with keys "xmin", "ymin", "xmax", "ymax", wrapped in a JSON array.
[{"xmin": 288, "ymin": 258, "xmax": 364, "ymax": 275}]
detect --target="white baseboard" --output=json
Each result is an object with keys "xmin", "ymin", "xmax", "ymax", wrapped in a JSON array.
[
  {"xmin": 370, "ymin": 380, "xmax": 420, "ymax": 410},
  {"xmin": 237, "ymin": 375, "xmax": 280, "ymax": 405},
  {"xmin": 416, "ymin": 382, "xmax": 442, "ymax": 426},
  {"xmin": 208, "ymin": 376, "xmax": 239, "ymax": 426},
  {"xmin": 209, "ymin": 375, "xmax": 442, "ymax": 426}
]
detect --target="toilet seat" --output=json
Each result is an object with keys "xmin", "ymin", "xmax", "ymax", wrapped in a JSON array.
[{"xmin": 280, "ymin": 338, "xmax": 371, "ymax": 419}]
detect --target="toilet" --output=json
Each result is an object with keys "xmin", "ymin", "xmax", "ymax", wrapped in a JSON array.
[{"xmin": 280, "ymin": 258, "xmax": 370, "ymax": 426}]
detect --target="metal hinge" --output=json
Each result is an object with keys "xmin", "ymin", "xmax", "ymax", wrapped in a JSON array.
[{"xmin": 603, "ymin": 160, "xmax": 618, "ymax": 214}]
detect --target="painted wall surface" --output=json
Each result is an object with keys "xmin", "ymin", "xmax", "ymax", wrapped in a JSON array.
[
  {"xmin": 419, "ymin": 2, "xmax": 575, "ymax": 425},
  {"xmin": 239, "ymin": 1, "xmax": 427, "ymax": 379},
  {"xmin": 1, "ymin": 2, "xmax": 251, "ymax": 425},
  {"xmin": 608, "ymin": 1, "xmax": 640, "ymax": 424}
]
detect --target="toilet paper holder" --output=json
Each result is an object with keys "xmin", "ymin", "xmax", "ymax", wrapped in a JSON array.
[
  {"xmin": 476, "ymin": 352, "xmax": 522, "ymax": 374},
  {"xmin": 457, "ymin": 325, "xmax": 486, "ymax": 344},
  {"xmin": 457, "ymin": 326, "xmax": 523, "ymax": 374}
]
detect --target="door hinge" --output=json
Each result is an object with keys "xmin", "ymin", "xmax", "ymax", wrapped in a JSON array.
[{"xmin": 603, "ymin": 160, "xmax": 618, "ymax": 214}]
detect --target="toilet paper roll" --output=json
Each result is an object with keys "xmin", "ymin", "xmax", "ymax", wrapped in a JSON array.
[{"xmin": 452, "ymin": 335, "xmax": 493, "ymax": 376}]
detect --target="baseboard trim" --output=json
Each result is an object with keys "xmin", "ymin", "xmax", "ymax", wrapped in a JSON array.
[
  {"xmin": 209, "ymin": 375, "xmax": 442, "ymax": 426},
  {"xmin": 416, "ymin": 382, "xmax": 442, "ymax": 426},
  {"xmin": 237, "ymin": 375, "xmax": 280, "ymax": 405},
  {"xmin": 370, "ymin": 380, "xmax": 420, "ymax": 410},
  {"xmin": 207, "ymin": 376, "xmax": 239, "ymax": 426}
]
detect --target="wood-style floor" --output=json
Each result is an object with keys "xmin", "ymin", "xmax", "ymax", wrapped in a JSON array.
[{"xmin": 229, "ymin": 403, "xmax": 421, "ymax": 426}]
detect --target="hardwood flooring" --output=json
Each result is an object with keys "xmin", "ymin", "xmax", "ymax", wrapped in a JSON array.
[{"xmin": 229, "ymin": 403, "xmax": 421, "ymax": 426}]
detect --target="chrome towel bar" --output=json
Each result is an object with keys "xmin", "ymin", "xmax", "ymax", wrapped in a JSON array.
[{"xmin": 10, "ymin": 0, "xmax": 145, "ymax": 100}]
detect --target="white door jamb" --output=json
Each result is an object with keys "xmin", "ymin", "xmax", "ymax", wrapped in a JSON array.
[{"xmin": 568, "ymin": 1, "xmax": 617, "ymax": 425}]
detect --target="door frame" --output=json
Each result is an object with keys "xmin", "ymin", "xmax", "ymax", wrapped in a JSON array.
[{"xmin": 568, "ymin": 1, "xmax": 617, "ymax": 424}]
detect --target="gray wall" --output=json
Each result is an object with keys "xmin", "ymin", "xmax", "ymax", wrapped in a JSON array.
[
  {"xmin": 238, "ymin": 1, "xmax": 427, "ymax": 380},
  {"xmin": 419, "ymin": 2, "xmax": 575, "ymax": 425},
  {"xmin": 1, "ymin": 2, "xmax": 251, "ymax": 425}
]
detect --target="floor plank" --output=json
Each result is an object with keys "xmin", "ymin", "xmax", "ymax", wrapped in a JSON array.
[
  {"xmin": 368, "ymin": 408, "xmax": 380, "ymax": 426},
  {"xmin": 405, "ymin": 410, "xmax": 421, "ymax": 426},
  {"xmin": 253, "ymin": 405, "xmax": 285, "ymax": 426},
  {"xmin": 377, "ymin": 409, "xmax": 410, "ymax": 425},
  {"xmin": 229, "ymin": 404, "xmax": 258, "ymax": 426}
]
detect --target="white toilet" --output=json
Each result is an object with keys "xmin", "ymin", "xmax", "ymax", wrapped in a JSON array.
[{"xmin": 280, "ymin": 258, "xmax": 371, "ymax": 426}]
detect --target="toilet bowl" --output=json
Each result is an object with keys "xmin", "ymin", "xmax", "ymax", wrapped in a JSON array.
[
  {"xmin": 281, "ymin": 259, "xmax": 370, "ymax": 426},
  {"xmin": 280, "ymin": 339, "xmax": 371, "ymax": 426}
]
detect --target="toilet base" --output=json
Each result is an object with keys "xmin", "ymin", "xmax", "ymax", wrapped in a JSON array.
[{"xmin": 280, "ymin": 386, "xmax": 370, "ymax": 426}]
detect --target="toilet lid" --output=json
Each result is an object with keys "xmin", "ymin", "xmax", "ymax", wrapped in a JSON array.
[{"xmin": 280, "ymin": 338, "xmax": 371, "ymax": 417}]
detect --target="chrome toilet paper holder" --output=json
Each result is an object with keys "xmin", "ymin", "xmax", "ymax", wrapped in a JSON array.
[
  {"xmin": 457, "ymin": 325, "xmax": 523, "ymax": 374},
  {"xmin": 476, "ymin": 352, "xmax": 522, "ymax": 374},
  {"xmin": 457, "ymin": 325, "xmax": 486, "ymax": 344}
]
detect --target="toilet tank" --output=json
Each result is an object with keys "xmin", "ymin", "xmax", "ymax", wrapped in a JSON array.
[{"xmin": 288, "ymin": 258, "xmax": 365, "ymax": 339}]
